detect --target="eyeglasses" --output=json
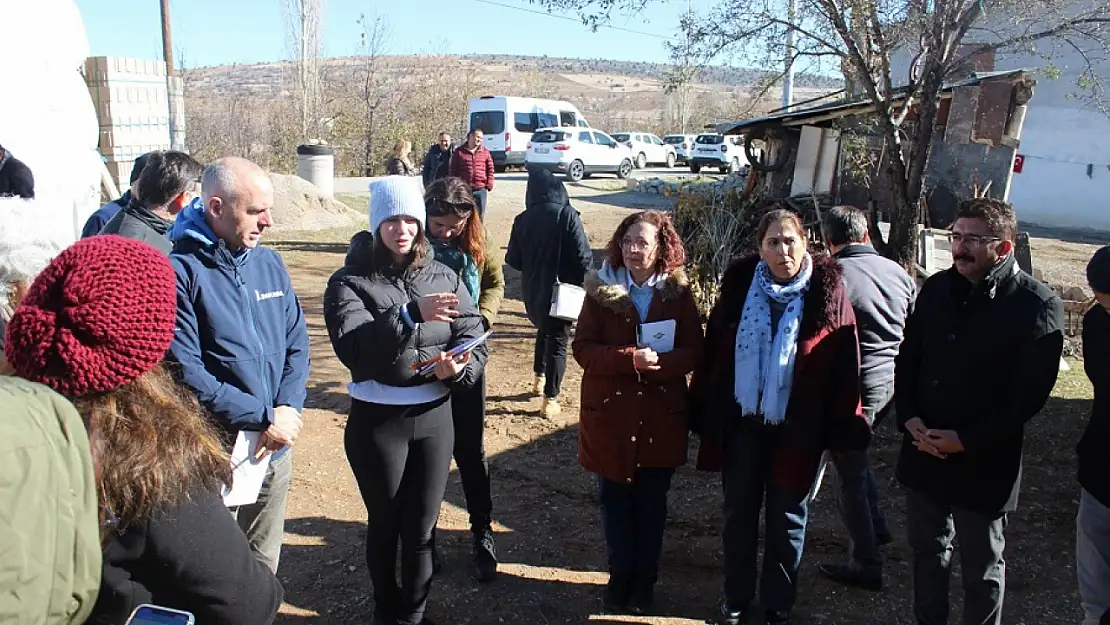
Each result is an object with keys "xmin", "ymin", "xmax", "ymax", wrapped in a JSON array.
[
  {"xmin": 620, "ymin": 237, "xmax": 656, "ymax": 251},
  {"xmin": 949, "ymin": 232, "xmax": 1000, "ymax": 247}
]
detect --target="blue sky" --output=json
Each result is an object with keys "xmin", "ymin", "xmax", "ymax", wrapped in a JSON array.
[{"xmin": 73, "ymin": 0, "xmax": 695, "ymax": 68}]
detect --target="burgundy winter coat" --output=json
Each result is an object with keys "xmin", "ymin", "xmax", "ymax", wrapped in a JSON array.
[
  {"xmin": 690, "ymin": 254, "xmax": 869, "ymax": 493},
  {"xmin": 449, "ymin": 146, "xmax": 495, "ymax": 192},
  {"xmin": 573, "ymin": 267, "xmax": 704, "ymax": 484}
]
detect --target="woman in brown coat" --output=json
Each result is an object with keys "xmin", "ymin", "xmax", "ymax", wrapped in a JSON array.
[{"xmin": 572, "ymin": 210, "xmax": 703, "ymax": 615}]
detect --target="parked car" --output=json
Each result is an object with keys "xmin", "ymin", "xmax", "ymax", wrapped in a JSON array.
[
  {"xmin": 468, "ymin": 95, "xmax": 591, "ymax": 171},
  {"xmin": 689, "ymin": 133, "xmax": 746, "ymax": 174},
  {"xmin": 525, "ymin": 127, "xmax": 634, "ymax": 182},
  {"xmin": 610, "ymin": 132, "xmax": 676, "ymax": 169},
  {"xmin": 663, "ymin": 134, "xmax": 698, "ymax": 165}
]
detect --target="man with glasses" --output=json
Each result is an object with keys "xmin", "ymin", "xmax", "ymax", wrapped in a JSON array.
[
  {"xmin": 450, "ymin": 129, "xmax": 495, "ymax": 218},
  {"xmin": 422, "ymin": 132, "xmax": 455, "ymax": 189},
  {"xmin": 98, "ymin": 150, "xmax": 202, "ymax": 255},
  {"xmin": 895, "ymin": 197, "xmax": 1064, "ymax": 625}
]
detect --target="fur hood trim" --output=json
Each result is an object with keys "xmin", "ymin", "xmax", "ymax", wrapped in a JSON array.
[{"xmin": 584, "ymin": 263, "xmax": 689, "ymax": 316}]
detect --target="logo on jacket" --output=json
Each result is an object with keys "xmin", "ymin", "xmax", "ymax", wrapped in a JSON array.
[{"xmin": 255, "ymin": 289, "xmax": 286, "ymax": 301}]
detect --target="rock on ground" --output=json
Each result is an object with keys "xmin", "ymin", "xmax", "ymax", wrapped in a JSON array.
[{"xmin": 269, "ymin": 174, "xmax": 363, "ymax": 232}]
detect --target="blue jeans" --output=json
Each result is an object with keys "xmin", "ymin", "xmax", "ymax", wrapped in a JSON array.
[
  {"xmin": 598, "ymin": 467, "xmax": 675, "ymax": 581},
  {"xmin": 473, "ymin": 188, "xmax": 487, "ymax": 219},
  {"xmin": 722, "ymin": 419, "xmax": 809, "ymax": 613},
  {"xmin": 1078, "ymin": 488, "xmax": 1110, "ymax": 625}
]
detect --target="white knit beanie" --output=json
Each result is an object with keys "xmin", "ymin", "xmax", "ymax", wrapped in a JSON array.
[{"xmin": 368, "ymin": 176, "xmax": 426, "ymax": 234}]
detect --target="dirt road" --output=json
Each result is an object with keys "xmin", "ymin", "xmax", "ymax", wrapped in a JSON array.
[{"xmin": 269, "ymin": 177, "xmax": 1090, "ymax": 624}]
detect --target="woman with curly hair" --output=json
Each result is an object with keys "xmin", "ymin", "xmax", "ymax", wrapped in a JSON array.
[
  {"xmin": 5, "ymin": 235, "xmax": 283, "ymax": 625},
  {"xmin": 572, "ymin": 210, "xmax": 704, "ymax": 615}
]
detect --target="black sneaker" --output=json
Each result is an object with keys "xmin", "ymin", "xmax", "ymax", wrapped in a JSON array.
[
  {"xmin": 764, "ymin": 609, "xmax": 792, "ymax": 625},
  {"xmin": 708, "ymin": 601, "xmax": 747, "ymax": 625},
  {"xmin": 602, "ymin": 573, "xmax": 632, "ymax": 613},
  {"xmin": 818, "ymin": 562, "xmax": 883, "ymax": 591},
  {"xmin": 472, "ymin": 529, "xmax": 498, "ymax": 582},
  {"xmin": 626, "ymin": 578, "xmax": 655, "ymax": 615}
]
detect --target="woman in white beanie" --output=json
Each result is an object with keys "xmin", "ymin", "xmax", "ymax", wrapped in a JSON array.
[
  {"xmin": 0, "ymin": 196, "xmax": 63, "ymax": 373},
  {"xmin": 323, "ymin": 175, "xmax": 488, "ymax": 625}
]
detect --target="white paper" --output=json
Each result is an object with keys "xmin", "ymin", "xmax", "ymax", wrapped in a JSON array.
[
  {"xmin": 222, "ymin": 431, "xmax": 271, "ymax": 508},
  {"xmin": 807, "ymin": 452, "xmax": 831, "ymax": 503},
  {"xmin": 637, "ymin": 319, "xmax": 677, "ymax": 354}
]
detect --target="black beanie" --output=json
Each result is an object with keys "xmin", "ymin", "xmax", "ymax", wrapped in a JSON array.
[
  {"xmin": 0, "ymin": 148, "xmax": 35, "ymax": 199},
  {"xmin": 1088, "ymin": 245, "xmax": 1110, "ymax": 294}
]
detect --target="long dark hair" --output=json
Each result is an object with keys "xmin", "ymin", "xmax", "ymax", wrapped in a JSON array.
[
  {"xmin": 370, "ymin": 221, "xmax": 430, "ymax": 275},
  {"xmin": 424, "ymin": 177, "xmax": 486, "ymax": 268}
]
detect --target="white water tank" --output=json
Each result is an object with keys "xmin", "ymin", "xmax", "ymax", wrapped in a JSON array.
[{"xmin": 296, "ymin": 143, "xmax": 335, "ymax": 197}]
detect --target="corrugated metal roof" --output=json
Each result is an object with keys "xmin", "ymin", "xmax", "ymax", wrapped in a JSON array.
[{"xmin": 716, "ymin": 69, "xmax": 1030, "ymax": 135}]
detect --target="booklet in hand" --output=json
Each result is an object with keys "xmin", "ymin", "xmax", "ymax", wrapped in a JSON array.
[
  {"xmin": 416, "ymin": 330, "xmax": 493, "ymax": 376},
  {"xmin": 637, "ymin": 319, "xmax": 676, "ymax": 354}
]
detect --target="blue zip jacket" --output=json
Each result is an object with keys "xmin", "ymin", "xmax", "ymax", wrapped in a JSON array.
[{"xmin": 168, "ymin": 199, "xmax": 310, "ymax": 432}]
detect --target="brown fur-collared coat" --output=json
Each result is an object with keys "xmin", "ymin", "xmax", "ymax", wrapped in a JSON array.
[{"xmin": 572, "ymin": 266, "xmax": 704, "ymax": 484}]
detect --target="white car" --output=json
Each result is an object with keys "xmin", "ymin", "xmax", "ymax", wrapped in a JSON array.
[
  {"xmin": 689, "ymin": 133, "xmax": 746, "ymax": 174},
  {"xmin": 611, "ymin": 132, "xmax": 676, "ymax": 169},
  {"xmin": 525, "ymin": 127, "xmax": 634, "ymax": 182},
  {"xmin": 664, "ymin": 134, "xmax": 698, "ymax": 164}
]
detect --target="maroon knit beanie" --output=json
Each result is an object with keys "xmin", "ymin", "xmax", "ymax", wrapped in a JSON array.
[{"xmin": 5, "ymin": 235, "xmax": 178, "ymax": 397}]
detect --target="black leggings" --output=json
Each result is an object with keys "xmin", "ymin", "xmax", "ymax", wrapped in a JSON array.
[
  {"xmin": 452, "ymin": 375, "xmax": 492, "ymax": 533},
  {"xmin": 345, "ymin": 396, "xmax": 454, "ymax": 625},
  {"xmin": 533, "ymin": 317, "xmax": 572, "ymax": 398}
]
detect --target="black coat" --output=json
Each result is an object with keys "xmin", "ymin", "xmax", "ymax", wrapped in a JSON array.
[
  {"xmin": 895, "ymin": 254, "xmax": 1064, "ymax": 514},
  {"xmin": 1079, "ymin": 306, "xmax": 1110, "ymax": 507},
  {"xmin": 505, "ymin": 168, "xmax": 593, "ymax": 328},
  {"xmin": 323, "ymin": 231, "xmax": 486, "ymax": 389},
  {"xmin": 87, "ymin": 488, "xmax": 283, "ymax": 625},
  {"xmin": 422, "ymin": 144, "xmax": 454, "ymax": 188},
  {"xmin": 98, "ymin": 201, "xmax": 174, "ymax": 255}
]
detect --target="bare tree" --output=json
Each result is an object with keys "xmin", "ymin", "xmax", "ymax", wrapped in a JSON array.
[
  {"xmin": 535, "ymin": 0, "xmax": 1110, "ymax": 267},
  {"xmin": 354, "ymin": 13, "xmax": 392, "ymax": 175},
  {"xmin": 282, "ymin": 0, "xmax": 324, "ymax": 142}
]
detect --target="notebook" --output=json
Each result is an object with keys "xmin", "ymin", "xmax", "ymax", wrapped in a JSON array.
[{"xmin": 636, "ymin": 319, "xmax": 677, "ymax": 353}]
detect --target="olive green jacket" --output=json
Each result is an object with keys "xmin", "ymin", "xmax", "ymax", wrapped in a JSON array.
[{"xmin": 0, "ymin": 376, "xmax": 101, "ymax": 625}]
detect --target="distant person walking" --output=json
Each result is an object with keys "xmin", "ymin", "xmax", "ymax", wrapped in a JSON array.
[
  {"xmin": 506, "ymin": 168, "xmax": 592, "ymax": 419},
  {"xmin": 82, "ymin": 152, "xmax": 152, "ymax": 238},
  {"xmin": 387, "ymin": 140, "xmax": 416, "ymax": 176},
  {"xmin": 422, "ymin": 133, "xmax": 455, "ymax": 188},
  {"xmin": 449, "ymin": 129, "xmax": 495, "ymax": 218},
  {"xmin": 99, "ymin": 151, "xmax": 202, "ymax": 255}
]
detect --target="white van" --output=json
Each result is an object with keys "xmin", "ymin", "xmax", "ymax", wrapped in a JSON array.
[{"xmin": 467, "ymin": 96, "xmax": 591, "ymax": 171}]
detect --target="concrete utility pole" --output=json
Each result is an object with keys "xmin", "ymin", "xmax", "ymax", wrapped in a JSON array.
[
  {"xmin": 160, "ymin": 0, "xmax": 182, "ymax": 149},
  {"xmin": 782, "ymin": 0, "xmax": 796, "ymax": 111}
]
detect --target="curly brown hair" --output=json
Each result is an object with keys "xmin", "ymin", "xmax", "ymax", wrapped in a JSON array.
[
  {"xmin": 74, "ymin": 364, "xmax": 231, "ymax": 541},
  {"xmin": 424, "ymin": 176, "xmax": 486, "ymax": 268},
  {"xmin": 604, "ymin": 210, "xmax": 687, "ymax": 274},
  {"xmin": 956, "ymin": 197, "xmax": 1016, "ymax": 241}
]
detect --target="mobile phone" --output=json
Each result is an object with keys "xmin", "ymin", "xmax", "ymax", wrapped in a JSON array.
[{"xmin": 126, "ymin": 604, "xmax": 195, "ymax": 625}]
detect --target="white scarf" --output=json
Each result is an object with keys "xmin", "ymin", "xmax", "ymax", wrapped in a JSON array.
[{"xmin": 734, "ymin": 254, "xmax": 813, "ymax": 424}]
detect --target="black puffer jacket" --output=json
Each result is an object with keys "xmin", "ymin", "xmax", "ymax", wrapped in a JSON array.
[
  {"xmin": 506, "ymin": 168, "xmax": 593, "ymax": 327},
  {"xmin": 323, "ymin": 231, "xmax": 486, "ymax": 389}
]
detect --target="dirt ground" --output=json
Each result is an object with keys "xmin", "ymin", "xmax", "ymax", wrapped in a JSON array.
[{"xmin": 268, "ymin": 175, "xmax": 1095, "ymax": 625}]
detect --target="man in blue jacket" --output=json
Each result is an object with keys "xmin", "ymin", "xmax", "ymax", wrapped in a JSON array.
[{"xmin": 168, "ymin": 156, "xmax": 310, "ymax": 573}]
